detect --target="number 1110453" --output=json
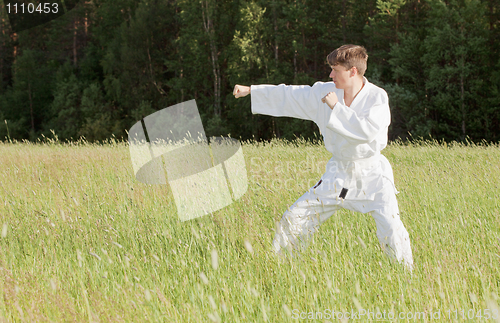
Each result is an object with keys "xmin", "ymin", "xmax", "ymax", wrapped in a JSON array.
[{"xmin": 6, "ymin": 2, "xmax": 59, "ymax": 14}]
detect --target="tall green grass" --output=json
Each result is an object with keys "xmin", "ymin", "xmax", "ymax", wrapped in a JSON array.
[{"xmin": 0, "ymin": 137, "xmax": 499, "ymax": 322}]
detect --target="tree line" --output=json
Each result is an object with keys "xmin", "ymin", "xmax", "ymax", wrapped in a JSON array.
[{"xmin": 0, "ymin": 0, "xmax": 499, "ymax": 143}]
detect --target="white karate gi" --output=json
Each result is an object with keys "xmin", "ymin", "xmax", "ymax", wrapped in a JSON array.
[{"xmin": 250, "ymin": 77, "xmax": 414, "ymax": 269}]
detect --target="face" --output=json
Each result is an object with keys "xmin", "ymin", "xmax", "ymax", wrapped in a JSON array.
[{"xmin": 329, "ymin": 64, "xmax": 354, "ymax": 89}]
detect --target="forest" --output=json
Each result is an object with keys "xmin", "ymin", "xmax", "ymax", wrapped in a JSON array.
[{"xmin": 0, "ymin": 0, "xmax": 499, "ymax": 143}]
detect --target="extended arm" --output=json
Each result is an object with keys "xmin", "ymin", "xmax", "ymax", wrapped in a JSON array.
[{"xmin": 246, "ymin": 82, "xmax": 335, "ymax": 122}]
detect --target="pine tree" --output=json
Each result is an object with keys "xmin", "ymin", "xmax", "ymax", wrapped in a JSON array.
[{"xmin": 421, "ymin": 0, "xmax": 489, "ymax": 141}]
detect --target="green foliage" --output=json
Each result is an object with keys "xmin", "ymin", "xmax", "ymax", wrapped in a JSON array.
[
  {"xmin": 0, "ymin": 48, "xmax": 54, "ymax": 140},
  {"xmin": 231, "ymin": 2, "xmax": 268, "ymax": 73},
  {"xmin": 422, "ymin": 0, "xmax": 489, "ymax": 141},
  {"xmin": 78, "ymin": 82, "xmax": 117, "ymax": 142},
  {"xmin": 46, "ymin": 64, "xmax": 83, "ymax": 140},
  {"xmin": 387, "ymin": 0, "xmax": 494, "ymax": 141},
  {"xmin": 0, "ymin": 0, "xmax": 499, "ymax": 142}
]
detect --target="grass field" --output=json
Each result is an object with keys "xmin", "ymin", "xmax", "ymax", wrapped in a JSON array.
[{"xmin": 0, "ymin": 137, "xmax": 499, "ymax": 322}]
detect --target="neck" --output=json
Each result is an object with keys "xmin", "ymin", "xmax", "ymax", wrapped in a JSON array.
[{"xmin": 344, "ymin": 77, "xmax": 364, "ymax": 102}]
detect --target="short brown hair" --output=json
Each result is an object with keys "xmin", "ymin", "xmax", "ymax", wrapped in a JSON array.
[{"xmin": 326, "ymin": 44, "xmax": 368, "ymax": 77}]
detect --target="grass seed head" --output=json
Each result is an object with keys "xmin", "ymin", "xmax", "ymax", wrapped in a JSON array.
[
  {"xmin": 89, "ymin": 251, "xmax": 101, "ymax": 261},
  {"xmin": 199, "ymin": 272, "xmax": 209, "ymax": 285},
  {"xmin": 191, "ymin": 226, "xmax": 200, "ymax": 239},
  {"xmin": 326, "ymin": 277, "xmax": 332, "ymax": 289},
  {"xmin": 352, "ymin": 296, "xmax": 362, "ymax": 311},
  {"xmin": 283, "ymin": 304, "xmax": 292, "ymax": 317},
  {"xmin": 1, "ymin": 223, "xmax": 7, "ymax": 238},
  {"xmin": 355, "ymin": 281, "xmax": 362, "ymax": 295},
  {"xmin": 77, "ymin": 249, "xmax": 83, "ymax": 267},
  {"xmin": 50, "ymin": 278, "xmax": 57, "ymax": 291},
  {"xmin": 208, "ymin": 295, "xmax": 217, "ymax": 310},
  {"xmin": 207, "ymin": 313, "xmax": 220, "ymax": 323},
  {"xmin": 244, "ymin": 239, "xmax": 254, "ymax": 255},
  {"xmin": 299, "ymin": 270, "xmax": 306, "ymax": 283},
  {"xmin": 357, "ymin": 235, "xmax": 367, "ymax": 249},
  {"xmin": 145, "ymin": 289, "xmax": 152, "ymax": 302},
  {"xmin": 211, "ymin": 249, "xmax": 219, "ymax": 270}
]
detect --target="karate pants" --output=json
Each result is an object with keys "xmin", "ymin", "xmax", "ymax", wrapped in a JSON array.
[{"xmin": 272, "ymin": 177, "xmax": 414, "ymax": 270}]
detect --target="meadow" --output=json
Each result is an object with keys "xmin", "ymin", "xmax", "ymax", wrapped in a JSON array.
[{"xmin": 0, "ymin": 137, "xmax": 499, "ymax": 322}]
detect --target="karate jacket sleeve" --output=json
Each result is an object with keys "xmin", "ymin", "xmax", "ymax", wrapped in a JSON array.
[{"xmin": 250, "ymin": 82, "xmax": 329, "ymax": 122}]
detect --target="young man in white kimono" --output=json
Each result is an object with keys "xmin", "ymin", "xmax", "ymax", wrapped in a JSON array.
[{"xmin": 233, "ymin": 44, "xmax": 414, "ymax": 270}]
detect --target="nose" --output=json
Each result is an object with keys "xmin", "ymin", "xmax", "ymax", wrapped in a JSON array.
[{"xmin": 329, "ymin": 70, "xmax": 334, "ymax": 79}]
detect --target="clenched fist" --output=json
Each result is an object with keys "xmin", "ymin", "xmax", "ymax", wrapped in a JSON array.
[
  {"xmin": 233, "ymin": 85, "xmax": 250, "ymax": 98},
  {"xmin": 322, "ymin": 92, "xmax": 338, "ymax": 110}
]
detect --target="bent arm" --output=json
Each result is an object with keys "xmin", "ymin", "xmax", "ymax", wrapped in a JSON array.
[{"xmin": 326, "ymin": 101, "xmax": 391, "ymax": 144}]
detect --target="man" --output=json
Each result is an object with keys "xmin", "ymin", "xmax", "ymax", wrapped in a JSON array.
[{"xmin": 233, "ymin": 44, "xmax": 414, "ymax": 270}]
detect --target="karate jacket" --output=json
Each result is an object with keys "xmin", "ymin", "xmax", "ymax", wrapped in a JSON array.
[{"xmin": 250, "ymin": 78, "xmax": 398, "ymax": 206}]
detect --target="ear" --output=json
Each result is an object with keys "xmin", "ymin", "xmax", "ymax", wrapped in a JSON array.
[{"xmin": 351, "ymin": 67, "xmax": 358, "ymax": 77}]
